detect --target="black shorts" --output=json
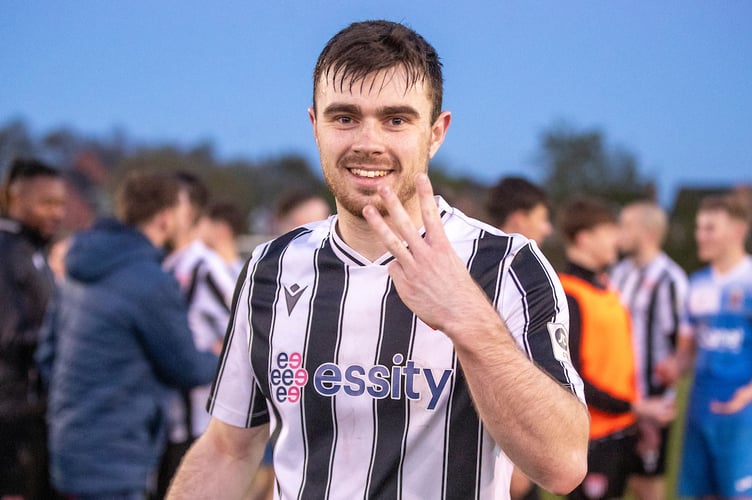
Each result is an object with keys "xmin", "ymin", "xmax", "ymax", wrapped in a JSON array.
[
  {"xmin": 568, "ymin": 431, "xmax": 638, "ymax": 500},
  {"xmin": 627, "ymin": 425, "xmax": 671, "ymax": 477}
]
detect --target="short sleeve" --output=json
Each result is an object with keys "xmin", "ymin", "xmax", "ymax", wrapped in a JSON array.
[{"xmin": 207, "ymin": 261, "xmax": 270, "ymax": 427}]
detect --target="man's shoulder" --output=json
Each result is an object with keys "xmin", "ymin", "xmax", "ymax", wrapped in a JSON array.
[
  {"xmin": 0, "ymin": 227, "xmax": 19, "ymax": 255},
  {"xmin": 0, "ymin": 219, "xmax": 24, "ymax": 249},
  {"xmin": 0, "ymin": 218, "xmax": 21, "ymax": 234},
  {"xmin": 611, "ymin": 258, "xmax": 635, "ymax": 276},
  {"xmin": 195, "ymin": 242, "xmax": 233, "ymax": 274},
  {"xmin": 653, "ymin": 252, "xmax": 687, "ymax": 277},
  {"xmin": 688, "ymin": 265, "xmax": 713, "ymax": 284},
  {"xmin": 255, "ymin": 220, "xmax": 331, "ymax": 258},
  {"xmin": 442, "ymin": 202, "xmax": 526, "ymax": 250}
]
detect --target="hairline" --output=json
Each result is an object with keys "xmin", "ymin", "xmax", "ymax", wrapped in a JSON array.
[{"xmin": 313, "ymin": 65, "xmax": 440, "ymax": 122}]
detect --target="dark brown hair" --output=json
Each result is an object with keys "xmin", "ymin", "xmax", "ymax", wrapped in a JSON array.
[
  {"xmin": 486, "ymin": 177, "xmax": 549, "ymax": 227},
  {"xmin": 557, "ymin": 196, "xmax": 617, "ymax": 244},
  {"xmin": 1, "ymin": 157, "xmax": 61, "ymax": 215},
  {"xmin": 312, "ymin": 20, "xmax": 444, "ymax": 122},
  {"xmin": 699, "ymin": 193, "xmax": 752, "ymax": 225},
  {"xmin": 206, "ymin": 201, "xmax": 246, "ymax": 236},
  {"xmin": 115, "ymin": 171, "xmax": 180, "ymax": 227},
  {"xmin": 174, "ymin": 171, "xmax": 209, "ymax": 222}
]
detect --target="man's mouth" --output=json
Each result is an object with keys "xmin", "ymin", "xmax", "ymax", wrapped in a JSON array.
[{"xmin": 349, "ymin": 168, "xmax": 389, "ymax": 178}]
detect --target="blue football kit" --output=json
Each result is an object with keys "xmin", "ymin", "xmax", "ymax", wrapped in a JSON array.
[{"xmin": 679, "ymin": 256, "xmax": 752, "ymax": 498}]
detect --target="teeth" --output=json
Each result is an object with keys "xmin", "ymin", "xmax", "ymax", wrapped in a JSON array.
[{"xmin": 350, "ymin": 168, "xmax": 388, "ymax": 178}]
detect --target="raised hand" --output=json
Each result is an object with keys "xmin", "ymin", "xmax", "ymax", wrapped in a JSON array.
[{"xmin": 361, "ymin": 173, "xmax": 495, "ymax": 336}]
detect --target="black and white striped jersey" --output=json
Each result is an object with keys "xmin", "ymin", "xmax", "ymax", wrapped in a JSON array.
[
  {"xmin": 164, "ymin": 239, "xmax": 237, "ymax": 438},
  {"xmin": 611, "ymin": 252, "xmax": 689, "ymax": 397},
  {"xmin": 209, "ymin": 197, "xmax": 584, "ymax": 500}
]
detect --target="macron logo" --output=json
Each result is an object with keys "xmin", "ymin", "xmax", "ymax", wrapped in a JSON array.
[{"xmin": 284, "ymin": 283, "xmax": 308, "ymax": 315}]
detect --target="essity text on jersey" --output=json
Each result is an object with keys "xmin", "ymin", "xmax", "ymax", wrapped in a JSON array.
[{"xmin": 271, "ymin": 352, "xmax": 454, "ymax": 410}]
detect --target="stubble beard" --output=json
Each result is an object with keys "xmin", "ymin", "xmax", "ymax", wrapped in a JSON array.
[{"xmin": 323, "ymin": 153, "xmax": 420, "ymax": 219}]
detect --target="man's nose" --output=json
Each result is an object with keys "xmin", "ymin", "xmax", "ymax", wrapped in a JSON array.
[{"xmin": 352, "ymin": 119, "xmax": 386, "ymax": 154}]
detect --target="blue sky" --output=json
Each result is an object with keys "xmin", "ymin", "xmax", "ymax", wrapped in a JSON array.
[{"xmin": 2, "ymin": 1, "xmax": 751, "ymax": 206}]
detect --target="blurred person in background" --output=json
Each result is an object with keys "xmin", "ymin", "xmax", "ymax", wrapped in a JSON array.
[
  {"xmin": 485, "ymin": 176, "xmax": 552, "ymax": 247},
  {"xmin": 557, "ymin": 197, "xmax": 674, "ymax": 500},
  {"xmin": 198, "ymin": 201, "xmax": 247, "ymax": 276},
  {"xmin": 156, "ymin": 172, "xmax": 237, "ymax": 498},
  {"xmin": 0, "ymin": 158, "xmax": 66, "ymax": 500},
  {"xmin": 662, "ymin": 193, "xmax": 752, "ymax": 500},
  {"xmin": 485, "ymin": 175, "xmax": 552, "ymax": 500},
  {"xmin": 611, "ymin": 200, "xmax": 688, "ymax": 500},
  {"xmin": 271, "ymin": 189, "xmax": 331, "ymax": 235},
  {"xmin": 43, "ymin": 170, "xmax": 219, "ymax": 499}
]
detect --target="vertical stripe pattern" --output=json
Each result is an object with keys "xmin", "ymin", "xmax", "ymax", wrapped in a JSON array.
[{"xmin": 206, "ymin": 200, "xmax": 585, "ymax": 499}]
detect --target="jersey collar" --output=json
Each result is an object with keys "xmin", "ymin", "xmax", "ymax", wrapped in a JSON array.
[{"xmin": 328, "ymin": 196, "xmax": 452, "ymax": 267}]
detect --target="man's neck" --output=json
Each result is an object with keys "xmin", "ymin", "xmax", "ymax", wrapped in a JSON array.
[
  {"xmin": 2, "ymin": 216, "xmax": 49, "ymax": 247},
  {"xmin": 213, "ymin": 243, "xmax": 239, "ymax": 265},
  {"xmin": 140, "ymin": 223, "xmax": 165, "ymax": 249},
  {"xmin": 711, "ymin": 248, "xmax": 747, "ymax": 275},
  {"xmin": 335, "ymin": 211, "xmax": 389, "ymax": 262},
  {"xmin": 565, "ymin": 248, "xmax": 603, "ymax": 274},
  {"xmin": 334, "ymin": 204, "xmax": 423, "ymax": 262},
  {"xmin": 633, "ymin": 245, "xmax": 660, "ymax": 267},
  {"xmin": 172, "ymin": 231, "xmax": 197, "ymax": 253}
]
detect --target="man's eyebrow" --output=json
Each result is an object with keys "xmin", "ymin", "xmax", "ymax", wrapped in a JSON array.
[
  {"xmin": 321, "ymin": 104, "xmax": 421, "ymax": 119},
  {"xmin": 378, "ymin": 105, "xmax": 420, "ymax": 118},
  {"xmin": 322, "ymin": 103, "xmax": 360, "ymax": 117}
]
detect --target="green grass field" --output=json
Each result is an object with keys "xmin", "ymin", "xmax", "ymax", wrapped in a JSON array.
[{"xmin": 541, "ymin": 376, "xmax": 692, "ymax": 500}]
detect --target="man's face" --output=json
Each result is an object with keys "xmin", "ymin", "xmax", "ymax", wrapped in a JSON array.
[
  {"xmin": 617, "ymin": 206, "xmax": 641, "ymax": 257},
  {"xmin": 516, "ymin": 204, "xmax": 552, "ymax": 246},
  {"xmin": 695, "ymin": 209, "xmax": 741, "ymax": 264},
  {"xmin": 309, "ymin": 67, "xmax": 450, "ymax": 220},
  {"xmin": 9, "ymin": 176, "xmax": 67, "ymax": 241},
  {"xmin": 582, "ymin": 222, "xmax": 620, "ymax": 269},
  {"xmin": 278, "ymin": 198, "xmax": 331, "ymax": 235},
  {"xmin": 173, "ymin": 190, "xmax": 197, "ymax": 237},
  {"xmin": 161, "ymin": 191, "xmax": 193, "ymax": 249}
]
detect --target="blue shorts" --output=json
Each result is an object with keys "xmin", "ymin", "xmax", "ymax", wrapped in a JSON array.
[{"xmin": 679, "ymin": 410, "xmax": 752, "ymax": 498}]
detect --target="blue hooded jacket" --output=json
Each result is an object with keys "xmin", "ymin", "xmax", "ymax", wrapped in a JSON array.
[{"xmin": 45, "ymin": 218, "xmax": 219, "ymax": 494}]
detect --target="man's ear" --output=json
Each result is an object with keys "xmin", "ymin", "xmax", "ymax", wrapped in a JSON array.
[
  {"xmin": 505, "ymin": 210, "xmax": 528, "ymax": 233},
  {"xmin": 428, "ymin": 111, "xmax": 452, "ymax": 159},
  {"xmin": 308, "ymin": 107, "xmax": 319, "ymax": 147},
  {"xmin": 573, "ymin": 228, "xmax": 590, "ymax": 249}
]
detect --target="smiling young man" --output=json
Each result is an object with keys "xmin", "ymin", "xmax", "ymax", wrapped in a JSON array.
[{"xmin": 167, "ymin": 20, "xmax": 588, "ymax": 499}]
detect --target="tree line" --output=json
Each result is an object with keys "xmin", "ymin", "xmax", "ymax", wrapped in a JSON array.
[{"xmin": 1, "ymin": 118, "xmax": 745, "ymax": 273}]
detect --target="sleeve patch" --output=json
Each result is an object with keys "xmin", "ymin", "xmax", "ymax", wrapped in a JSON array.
[{"xmin": 547, "ymin": 322, "xmax": 571, "ymax": 363}]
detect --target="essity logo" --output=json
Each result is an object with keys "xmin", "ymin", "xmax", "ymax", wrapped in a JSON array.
[{"xmin": 271, "ymin": 352, "xmax": 454, "ymax": 410}]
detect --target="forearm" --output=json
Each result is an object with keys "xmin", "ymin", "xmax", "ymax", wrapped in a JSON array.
[
  {"xmin": 167, "ymin": 419, "xmax": 268, "ymax": 499},
  {"xmin": 674, "ymin": 334, "xmax": 696, "ymax": 378},
  {"xmin": 448, "ymin": 306, "xmax": 588, "ymax": 494}
]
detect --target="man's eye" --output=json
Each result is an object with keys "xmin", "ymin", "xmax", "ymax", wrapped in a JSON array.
[
  {"xmin": 337, "ymin": 116, "xmax": 352, "ymax": 124},
  {"xmin": 390, "ymin": 117, "xmax": 405, "ymax": 126}
]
